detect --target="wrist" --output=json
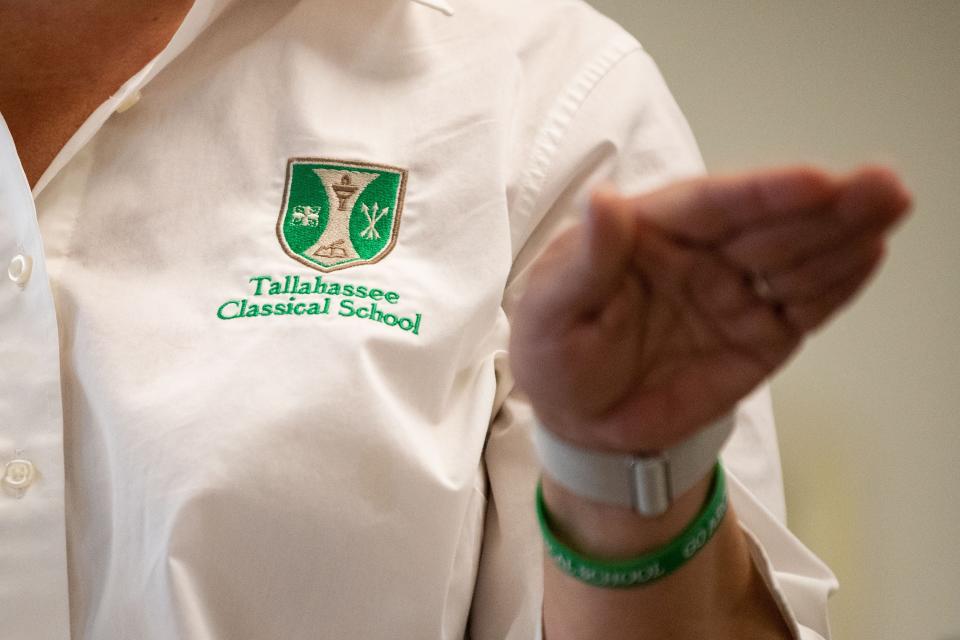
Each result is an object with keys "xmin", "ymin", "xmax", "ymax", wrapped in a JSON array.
[
  {"xmin": 540, "ymin": 466, "xmax": 770, "ymax": 638},
  {"xmin": 540, "ymin": 470, "xmax": 713, "ymax": 559},
  {"xmin": 539, "ymin": 462, "xmax": 795, "ymax": 639}
]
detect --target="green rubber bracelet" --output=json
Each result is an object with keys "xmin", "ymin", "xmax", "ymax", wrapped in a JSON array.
[{"xmin": 536, "ymin": 462, "xmax": 727, "ymax": 589}]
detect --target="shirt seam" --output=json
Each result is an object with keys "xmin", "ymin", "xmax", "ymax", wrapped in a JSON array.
[{"xmin": 510, "ymin": 32, "xmax": 643, "ymax": 255}]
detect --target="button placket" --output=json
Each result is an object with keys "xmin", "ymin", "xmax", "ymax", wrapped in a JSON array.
[{"xmin": 2, "ymin": 116, "xmax": 73, "ymax": 636}]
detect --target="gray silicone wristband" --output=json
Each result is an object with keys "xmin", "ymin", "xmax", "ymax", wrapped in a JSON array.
[{"xmin": 533, "ymin": 413, "xmax": 735, "ymax": 516}]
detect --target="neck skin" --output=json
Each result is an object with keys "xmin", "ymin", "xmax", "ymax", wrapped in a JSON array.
[{"xmin": 0, "ymin": 0, "xmax": 194, "ymax": 187}]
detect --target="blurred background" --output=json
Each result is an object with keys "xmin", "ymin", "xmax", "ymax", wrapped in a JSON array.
[{"xmin": 586, "ymin": 1, "xmax": 960, "ymax": 638}]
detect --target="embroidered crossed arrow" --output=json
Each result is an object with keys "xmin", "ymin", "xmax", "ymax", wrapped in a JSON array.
[{"xmin": 360, "ymin": 203, "xmax": 390, "ymax": 240}]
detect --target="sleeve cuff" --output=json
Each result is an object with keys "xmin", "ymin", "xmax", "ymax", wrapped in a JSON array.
[{"xmin": 730, "ymin": 470, "xmax": 839, "ymax": 639}]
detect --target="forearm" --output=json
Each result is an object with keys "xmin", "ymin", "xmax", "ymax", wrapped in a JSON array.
[{"xmin": 540, "ymin": 472, "xmax": 792, "ymax": 640}]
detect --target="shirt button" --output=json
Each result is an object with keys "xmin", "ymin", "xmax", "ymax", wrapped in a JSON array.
[
  {"xmin": 115, "ymin": 90, "xmax": 142, "ymax": 114},
  {"xmin": 7, "ymin": 254, "xmax": 33, "ymax": 287},
  {"xmin": 2, "ymin": 459, "xmax": 36, "ymax": 496}
]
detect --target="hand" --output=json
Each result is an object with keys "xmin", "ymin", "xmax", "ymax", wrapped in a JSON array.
[{"xmin": 510, "ymin": 165, "xmax": 911, "ymax": 453}]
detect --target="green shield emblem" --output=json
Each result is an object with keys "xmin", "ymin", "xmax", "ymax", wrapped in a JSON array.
[{"xmin": 277, "ymin": 158, "xmax": 408, "ymax": 272}]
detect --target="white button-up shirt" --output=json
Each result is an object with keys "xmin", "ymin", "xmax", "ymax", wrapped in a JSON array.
[{"xmin": 0, "ymin": 1, "xmax": 837, "ymax": 638}]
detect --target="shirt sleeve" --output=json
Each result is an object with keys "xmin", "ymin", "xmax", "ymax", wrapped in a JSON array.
[{"xmin": 468, "ymin": 40, "xmax": 837, "ymax": 640}]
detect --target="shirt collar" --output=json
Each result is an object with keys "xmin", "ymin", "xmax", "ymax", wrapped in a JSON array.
[
  {"xmin": 33, "ymin": 0, "xmax": 236, "ymax": 195},
  {"xmin": 409, "ymin": 0, "xmax": 454, "ymax": 16},
  {"xmin": 32, "ymin": 0, "xmax": 453, "ymax": 195}
]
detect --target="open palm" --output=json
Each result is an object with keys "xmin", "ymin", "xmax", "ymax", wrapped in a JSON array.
[{"xmin": 510, "ymin": 166, "xmax": 911, "ymax": 453}]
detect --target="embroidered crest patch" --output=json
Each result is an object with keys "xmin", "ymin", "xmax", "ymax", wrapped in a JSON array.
[{"xmin": 277, "ymin": 158, "xmax": 408, "ymax": 272}]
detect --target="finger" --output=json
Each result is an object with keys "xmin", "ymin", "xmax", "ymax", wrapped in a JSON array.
[
  {"xmin": 723, "ymin": 165, "xmax": 911, "ymax": 272},
  {"xmin": 597, "ymin": 274, "xmax": 644, "ymax": 337},
  {"xmin": 722, "ymin": 212, "xmax": 860, "ymax": 273},
  {"xmin": 583, "ymin": 187, "xmax": 637, "ymax": 304},
  {"xmin": 782, "ymin": 252, "xmax": 884, "ymax": 331},
  {"xmin": 833, "ymin": 164, "xmax": 912, "ymax": 234},
  {"xmin": 632, "ymin": 218, "xmax": 692, "ymax": 295},
  {"xmin": 635, "ymin": 229, "xmax": 796, "ymax": 362},
  {"xmin": 591, "ymin": 348, "xmax": 775, "ymax": 450},
  {"xmin": 521, "ymin": 188, "xmax": 636, "ymax": 325},
  {"xmin": 612, "ymin": 165, "xmax": 839, "ymax": 244},
  {"xmin": 690, "ymin": 263, "xmax": 800, "ymax": 365},
  {"xmin": 689, "ymin": 256, "xmax": 755, "ymax": 318},
  {"xmin": 765, "ymin": 237, "xmax": 884, "ymax": 303}
]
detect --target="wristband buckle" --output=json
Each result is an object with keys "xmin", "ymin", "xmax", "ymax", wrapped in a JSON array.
[{"xmin": 630, "ymin": 455, "xmax": 671, "ymax": 516}]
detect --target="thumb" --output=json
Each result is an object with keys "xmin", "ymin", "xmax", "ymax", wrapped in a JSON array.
[
  {"xmin": 576, "ymin": 186, "xmax": 636, "ymax": 309},
  {"xmin": 519, "ymin": 186, "xmax": 636, "ymax": 328}
]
